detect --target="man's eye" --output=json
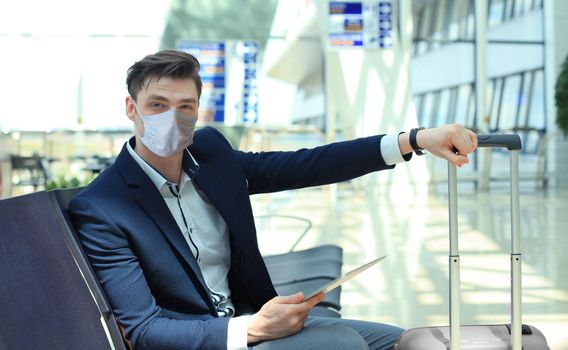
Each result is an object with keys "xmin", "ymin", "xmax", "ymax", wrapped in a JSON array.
[
  {"xmin": 180, "ymin": 104, "xmax": 195, "ymax": 110},
  {"xmin": 151, "ymin": 103, "xmax": 165, "ymax": 109}
]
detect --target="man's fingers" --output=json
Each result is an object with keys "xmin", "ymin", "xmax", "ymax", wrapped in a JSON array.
[
  {"xmin": 284, "ymin": 292, "xmax": 325, "ymax": 314},
  {"xmin": 449, "ymin": 127, "xmax": 478, "ymax": 157},
  {"xmin": 422, "ymin": 124, "xmax": 477, "ymax": 166},
  {"xmin": 293, "ymin": 292, "xmax": 325, "ymax": 315},
  {"xmin": 303, "ymin": 292, "xmax": 325, "ymax": 308},
  {"xmin": 273, "ymin": 292, "xmax": 304, "ymax": 304},
  {"xmin": 276, "ymin": 291, "xmax": 325, "ymax": 305},
  {"xmin": 451, "ymin": 132, "xmax": 473, "ymax": 156},
  {"xmin": 441, "ymin": 149, "xmax": 469, "ymax": 167},
  {"xmin": 468, "ymin": 129, "xmax": 478, "ymax": 152}
]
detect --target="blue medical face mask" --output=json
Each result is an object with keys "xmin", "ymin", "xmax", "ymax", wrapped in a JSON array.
[{"xmin": 134, "ymin": 103, "xmax": 198, "ymax": 157}]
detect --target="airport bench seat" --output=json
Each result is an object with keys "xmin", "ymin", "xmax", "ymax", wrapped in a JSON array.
[{"xmin": 0, "ymin": 188, "xmax": 344, "ymax": 348}]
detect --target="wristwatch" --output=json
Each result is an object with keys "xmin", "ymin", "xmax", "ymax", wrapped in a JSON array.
[{"xmin": 409, "ymin": 127, "xmax": 426, "ymax": 155}]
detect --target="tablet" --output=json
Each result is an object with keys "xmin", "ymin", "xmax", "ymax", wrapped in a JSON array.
[{"xmin": 303, "ymin": 255, "xmax": 387, "ymax": 301}]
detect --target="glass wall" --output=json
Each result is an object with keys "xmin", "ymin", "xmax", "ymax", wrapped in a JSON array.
[
  {"xmin": 412, "ymin": 0, "xmax": 543, "ymax": 56},
  {"xmin": 414, "ymin": 68, "xmax": 545, "ymax": 154},
  {"xmin": 488, "ymin": 0, "xmax": 544, "ymax": 28}
]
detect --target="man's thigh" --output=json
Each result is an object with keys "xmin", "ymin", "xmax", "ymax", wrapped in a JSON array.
[
  {"xmin": 304, "ymin": 316, "xmax": 404, "ymax": 350},
  {"xmin": 251, "ymin": 317, "xmax": 404, "ymax": 350},
  {"xmin": 251, "ymin": 324, "xmax": 368, "ymax": 350}
]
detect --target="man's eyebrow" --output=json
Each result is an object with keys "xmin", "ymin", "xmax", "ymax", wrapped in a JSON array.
[
  {"xmin": 146, "ymin": 95, "xmax": 169, "ymax": 102},
  {"xmin": 146, "ymin": 95, "xmax": 197, "ymax": 103}
]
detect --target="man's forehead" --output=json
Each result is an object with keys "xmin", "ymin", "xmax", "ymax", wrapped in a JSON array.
[{"xmin": 140, "ymin": 76, "xmax": 198, "ymax": 98}]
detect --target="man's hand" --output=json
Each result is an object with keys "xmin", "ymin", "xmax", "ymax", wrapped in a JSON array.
[
  {"xmin": 399, "ymin": 124, "xmax": 478, "ymax": 167},
  {"xmin": 247, "ymin": 292, "xmax": 325, "ymax": 344}
]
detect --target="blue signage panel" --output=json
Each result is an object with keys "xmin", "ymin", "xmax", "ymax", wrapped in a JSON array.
[
  {"xmin": 240, "ymin": 41, "xmax": 259, "ymax": 123},
  {"xmin": 328, "ymin": 0, "xmax": 393, "ymax": 49},
  {"xmin": 177, "ymin": 40, "xmax": 260, "ymax": 124},
  {"xmin": 330, "ymin": 2, "xmax": 362, "ymax": 15},
  {"xmin": 176, "ymin": 41, "xmax": 226, "ymax": 123},
  {"xmin": 378, "ymin": 1, "xmax": 393, "ymax": 48},
  {"xmin": 328, "ymin": 1, "xmax": 364, "ymax": 47}
]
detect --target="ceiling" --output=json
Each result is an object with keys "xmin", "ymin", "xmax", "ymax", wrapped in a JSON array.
[{"xmin": 161, "ymin": 0, "xmax": 280, "ymax": 50}]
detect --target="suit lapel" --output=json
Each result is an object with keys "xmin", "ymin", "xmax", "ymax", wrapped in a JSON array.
[
  {"xmin": 193, "ymin": 163, "xmax": 253, "ymax": 239},
  {"xmin": 133, "ymin": 187, "xmax": 208, "ymax": 285}
]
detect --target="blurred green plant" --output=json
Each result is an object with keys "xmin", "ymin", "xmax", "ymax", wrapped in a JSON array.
[
  {"xmin": 46, "ymin": 176, "xmax": 82, "ymax": 190},
  {"xmin": 555, "ymin": 53, "xmax": 568, "ymax": 138}
]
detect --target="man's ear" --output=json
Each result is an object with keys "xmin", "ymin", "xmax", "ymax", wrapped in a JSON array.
[{"xmin": 125, "ymin": 96, "xmax": 136, "ymax": 121}]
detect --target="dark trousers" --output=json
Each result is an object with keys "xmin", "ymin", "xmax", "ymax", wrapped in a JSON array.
[{"xmin": 251, "ymin": 316, "xmax": 405, "ymax": 350}]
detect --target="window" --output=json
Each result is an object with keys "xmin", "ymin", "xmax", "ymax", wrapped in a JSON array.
[
  {"xmin": 504, "ymin": 0, "xmax": 515, "ymax": 20},
  {"xmin": 488, "ymin": 0, "xmax": 505, "ymax": 27},
  {"xmin": 431, "ymin": 0, "xmax": 445, "ymax": 50},
  {"xmin": 489, "ymin": 78, "xmax": 504, "ymax": 131},
  {"xmin": 420, "ymin": 93, "xmax": 434, "ymax": 127},
  {"xmin": 442, "ymin": 0, "xmax": 456, "ymax": 41},
  {"xmin": 430, "ymin": 91, "xmax": 441, "ymax": 128},
  {"xmin": 468, "ymin": 87, "xmax": 477, "ymax": 127},
  {"xmin": 446, "ymin": 0, "xmax": 461, "ymax": 41},
  {"xmin": 446, "ymin": 87, "xmax": 459, "ymax": 125},
  {"xmin": 528, "ymin": 70, "xmax": 545, "ymax": 129},
  {"xmin": 485, "ymin": 77, "xmax": 494, "ymax": 118},
  {"xmin": 514, "ymin": 0, "xmax": 532, "ymax": 17},
  {"xmin": 498, "ymin": 74, "xmax": 522, "ymax": 130},
  {"xmin": 515, "ymin": 70, "xmax": 545, "ymax": 154},
  {"xmin": 455, "ymin": 84, "xmax": 472, "ymax": 126},
  {"xmin": 517, "ymin": 71, "xmax": 532, "ymax": 128},
  {"xmin": 413, "ymin": 6, "xmax": 425, "ymax": 55},
  {"xmin": 414, "ymin": 94, "xmax": 425, "ymax": 124},
  {"xmin": 436, "ymin": 89, "xmax": 452, "ymax": 127},
  {"xmin": 416, "ymin": 5, "xmax": 433, "ymax": 55},
  {"xmin": 463, "ymin": 0, "xmax": 475, "ymax": 39},
  {"xmin": 487, "ymin": 0, "xmax": 540, "ymax": 27}
]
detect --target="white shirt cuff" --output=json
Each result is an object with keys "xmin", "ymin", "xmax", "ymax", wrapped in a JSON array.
[
  {"xmin": 380, "ymin": 133, "xmax": 406, "ymax": 165},
  {"xmin": 227, "ymin": 315, "xmax": 250, "ymax": 350}
]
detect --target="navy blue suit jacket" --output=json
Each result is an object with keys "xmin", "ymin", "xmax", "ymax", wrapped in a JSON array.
[{"xmin": 69, "ymin": 126, "xmax": 394, "ymax": 349}]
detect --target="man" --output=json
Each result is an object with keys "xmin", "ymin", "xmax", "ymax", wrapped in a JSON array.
[{"xmin": 69, "ymin": 50, "xmax": 477, "ymax": 350}]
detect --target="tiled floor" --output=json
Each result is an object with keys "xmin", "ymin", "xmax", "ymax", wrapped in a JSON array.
[{"xmin": 252, "ymin": 175, "xmax": 568, "ymax": 349}]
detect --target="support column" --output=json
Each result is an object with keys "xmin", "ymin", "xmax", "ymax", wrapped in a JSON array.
[{"xmin": 475, "ymin": 0, "xmax": 492, "ymax": 191}]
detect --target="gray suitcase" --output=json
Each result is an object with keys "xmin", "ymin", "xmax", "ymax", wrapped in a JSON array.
[{"xmin": 394, "ymin": 134, "xmax": 550, "ymax": 350}]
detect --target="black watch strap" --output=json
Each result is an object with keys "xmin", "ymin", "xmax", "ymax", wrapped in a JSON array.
[{"xmin": 409, "ymin": 127, "xmax": 425, "ymax": 155}]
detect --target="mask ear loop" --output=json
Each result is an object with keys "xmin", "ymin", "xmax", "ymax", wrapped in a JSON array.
[
  {"xmin": 130, "ymin": 99, "xmax": 147, "ymax": 141},
  {"xmin": 131, "ymin": 98, "xmax": 143, "ymax": 118}
]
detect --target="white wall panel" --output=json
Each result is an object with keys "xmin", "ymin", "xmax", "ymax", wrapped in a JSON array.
[{"xmin": 411, "ymin": 8, "xmax": 544, "ymax": 94}]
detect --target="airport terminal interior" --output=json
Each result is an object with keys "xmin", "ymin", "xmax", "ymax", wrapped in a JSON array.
[{"xmin": 1, "ymin": 0, "xmax": 567, "ymax": 348}]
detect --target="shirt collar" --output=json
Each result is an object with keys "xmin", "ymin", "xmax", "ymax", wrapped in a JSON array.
[{"xmin": 126, "ymin": 138, "xmax": 200, "ymax": 192}]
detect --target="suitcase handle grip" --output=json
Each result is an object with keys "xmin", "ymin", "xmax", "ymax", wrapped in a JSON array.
[{"xmin": 476, "ymin": 134, "xmax": 522, "ymax": 150}]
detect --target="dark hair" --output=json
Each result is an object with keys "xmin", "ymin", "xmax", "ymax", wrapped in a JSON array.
[{"xmin": 126, "ymin": 50, "xmax": 203, "ymax": 100}]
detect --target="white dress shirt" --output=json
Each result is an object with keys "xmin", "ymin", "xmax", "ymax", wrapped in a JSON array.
[
  {"xmin": 127, "ymin": 143, "xmax": 249, "ymax": 350},
  {"xmin": 380, "ymin": 133, "xmax": 409, "ymax": 165}
]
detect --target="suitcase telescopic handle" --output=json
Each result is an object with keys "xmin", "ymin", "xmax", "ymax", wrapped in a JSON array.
[
  {"xmin": 448, "ymin": 134, "xmax": 522, "ymax": 349},
  {"xmin": 476, "ymin": 134, "xmax": 522, "ymax": 150}
]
